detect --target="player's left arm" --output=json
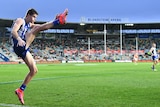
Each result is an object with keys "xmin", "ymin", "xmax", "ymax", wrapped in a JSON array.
[{"xmin": 149, "ymin": 48, "xmax": 153, "ymax": 53}]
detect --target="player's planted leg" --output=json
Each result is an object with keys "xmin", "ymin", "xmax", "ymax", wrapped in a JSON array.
[{"xmin": 15, "ymin": 88, "xmax": 24, "ymax": 105}]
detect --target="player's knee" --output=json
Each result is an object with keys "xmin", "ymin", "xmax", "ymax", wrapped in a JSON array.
[
  {"xmin": 30, "ymin": 67, "xmax": 38, "ymax": 76},
  {"xmin": 31, "ymin": 26, "xmax": 41, "ymax": 34},
  {"xmin": 34, "ymin": 67, "xmax": 38, "ymax": 74},
  {"xmin": 34, "ymin": 67, "xmax": 38, "ymax": 73}
]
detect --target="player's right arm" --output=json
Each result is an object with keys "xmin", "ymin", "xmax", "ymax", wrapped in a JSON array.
[
  {"xmin": 149, "ymin": 48, "xmax": 153, "ymax": 53},
  {"xmin": 148, "ymin": 47, "xmax": 153, "ymax": 56},
  {"xmin": 11, "ymin": 18, "xmax": 26, "ymax": 47}
]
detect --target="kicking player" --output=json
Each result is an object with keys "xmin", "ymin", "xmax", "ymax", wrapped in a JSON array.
[
  {"xmin": 149, "ymin": 43, "xmax": 159, "ymax": 71},
  {"xmin": 11, "ymin": 8, "xmax": 68, "ymax": 104}
]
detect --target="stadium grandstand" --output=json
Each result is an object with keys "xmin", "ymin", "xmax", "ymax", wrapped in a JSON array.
[{"xmin": 0, "ymin": 18, "xmax": 160, "ymax": 63}]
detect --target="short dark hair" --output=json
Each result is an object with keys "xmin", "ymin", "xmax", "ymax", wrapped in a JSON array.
[{"xmin": 26, "ymin": 8, "xmax": 38, "ymax": 16}]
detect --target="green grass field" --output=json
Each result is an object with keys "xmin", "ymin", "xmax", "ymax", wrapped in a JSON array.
[{"xmin": 0, "ymin": 62, "xmax": 160, "ymax": 107}]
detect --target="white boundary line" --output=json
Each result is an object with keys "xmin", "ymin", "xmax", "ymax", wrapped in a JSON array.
[
  {"xmin": 74, "ymin": 63, "xmax": 98, "ymax": 66},
  {"xmin": 0, "ymin": 74, "xmax": 91, "ymax": 85},
  {"xmin": 0, "ymin": 103, "xmax": 30, "ymax": 107}
]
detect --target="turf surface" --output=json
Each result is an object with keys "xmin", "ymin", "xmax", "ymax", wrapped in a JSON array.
[{"xmin": 0, "ymin": 62, "xmax": 160, "ymax": 107}]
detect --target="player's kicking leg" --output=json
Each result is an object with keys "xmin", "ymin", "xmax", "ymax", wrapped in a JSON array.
[{"xmin": 25, "ymin": 8, "xmax": 68, "ymax": 49}]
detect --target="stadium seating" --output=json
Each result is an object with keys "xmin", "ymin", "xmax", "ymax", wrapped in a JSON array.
[{"xmin": 0, "ymin": 37, "xmax": 160, "ymax": 62}]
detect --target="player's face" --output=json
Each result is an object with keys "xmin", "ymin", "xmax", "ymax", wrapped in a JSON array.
[
  {"xmin": 153, "ymin": 44, "xmax": 156, "ymax": 47},
  {"xmin": 30, "ymin": 14, "xmax": 37, "ymax": 23},
  {"xmin": 27, "ymin": 14, "xmax": 37, "ymax": 23}
]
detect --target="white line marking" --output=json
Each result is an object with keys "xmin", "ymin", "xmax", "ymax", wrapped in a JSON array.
[
  {"xmin": 74, "ymin": 64, "xmax": 98, "ymax": 66},
  {"xmin": 0, "ymin": 103, "xmax": 30, "ymax": 107},
  {"xmin": 0, "ymin": 75, "xmax": 90, "ymax": 85}
]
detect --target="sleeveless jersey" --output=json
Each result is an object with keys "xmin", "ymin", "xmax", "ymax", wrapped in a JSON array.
[
  {"xmin": 11, "ymin": 18, "xmax": 30, "ymax": 45},
  {"xmin": 152, "ymin": 47, "xmax": 157, "ymax": 56}
]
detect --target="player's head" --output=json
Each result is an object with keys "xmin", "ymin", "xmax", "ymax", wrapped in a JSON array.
[
  {"xmin": 152, "ymin": 43, "xmax": 156, "ymax": 47},
  {"xmin": 25, "ymin": 8, "xmax": 38, "ymax": 23}
]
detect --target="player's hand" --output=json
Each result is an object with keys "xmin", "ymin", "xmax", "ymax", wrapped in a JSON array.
[
  {"xmin": 17, "ymin": 37, "xmax": 26, "ymax": 47},
  {"xmin": 145, "ymin": 52, "xmax": 151, "ymax": 56},
  {"xmin": 147, "ymin": 52, "xmax": 151, "ymax": 56}
]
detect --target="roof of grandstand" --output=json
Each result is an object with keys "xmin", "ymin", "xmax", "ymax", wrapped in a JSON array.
[{"xmin": 1, "ymin": 18, "xmax": 160, "ymax": 31}]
